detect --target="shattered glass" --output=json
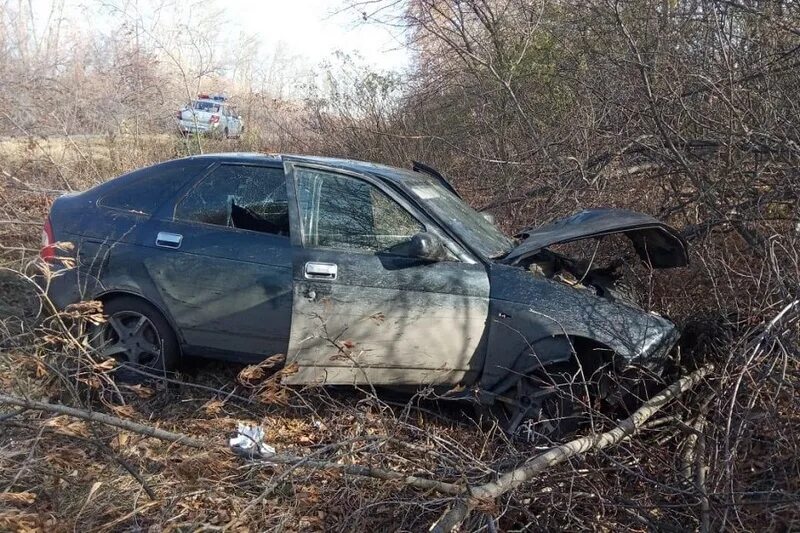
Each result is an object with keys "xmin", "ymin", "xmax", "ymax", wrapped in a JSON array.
[{"xmin": 175, "ymin": 165, "xmax": 290, "ymax": 236}]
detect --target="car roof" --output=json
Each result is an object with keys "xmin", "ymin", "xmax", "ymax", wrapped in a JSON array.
[{"xmin": 183, "ymin": 153, "xmax": 421, "ymax": 184}]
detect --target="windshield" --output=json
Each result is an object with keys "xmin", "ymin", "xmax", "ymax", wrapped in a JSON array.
[
  {"xmin": 192, "ymin": 100, "xmax": 220, "ymax": 112},
  {"xmin": 404, "ymin": 175, "xmax": 514, "ymax": 258}
]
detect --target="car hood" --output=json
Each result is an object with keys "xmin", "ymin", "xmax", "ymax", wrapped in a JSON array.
[{"xmin": 503, "ymin": 208, "xmax": 688, "ymax": 268}]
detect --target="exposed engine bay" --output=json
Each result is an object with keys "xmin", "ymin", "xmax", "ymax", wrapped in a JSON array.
[
  {"xmin": 503, "ymin": 209, "xmax": 689, "ymax": 311},
  {"xmin": 519, "ymin": 246, "xmax": 641, "ymax": 307}
]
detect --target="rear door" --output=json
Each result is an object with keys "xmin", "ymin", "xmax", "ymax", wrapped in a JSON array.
[
  {"xmin": 283, "ymin": 160, "xmax": 491, "ymax": 386},
  {"xmin": 143, "ymin": 163, "xmax": 293, "ymax": 361}
]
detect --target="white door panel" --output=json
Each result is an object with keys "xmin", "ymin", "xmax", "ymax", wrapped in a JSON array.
[{"xmin": 283, "ymin": 160, "xmax": 491, "ymax": 386}]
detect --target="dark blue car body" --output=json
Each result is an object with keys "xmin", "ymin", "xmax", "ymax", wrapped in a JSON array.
[{"xmin": 43, "ymin": 153, "xmax": 684, "ymax": 402}]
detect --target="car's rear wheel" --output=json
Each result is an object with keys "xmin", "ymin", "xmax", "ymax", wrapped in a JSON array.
[
  {"xmin": 479, "ymin": 363, "xmax": 584, "ymax": 443},
  {"xmin": 89, "ymin": 296, "xmax": 179, "ymax": 375}
]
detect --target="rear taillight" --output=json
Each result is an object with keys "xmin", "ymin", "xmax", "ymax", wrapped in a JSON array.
[
  {"xmin": 41, "ymin": 218, "xmax": 55, "ymax": 261},
  {"xmin": 209, "ymin": 115, "xmax": 220, "ymax": 124},
  {"xmin": 176, "ymin": 110, "xmax": 182, "ymax": 119}
]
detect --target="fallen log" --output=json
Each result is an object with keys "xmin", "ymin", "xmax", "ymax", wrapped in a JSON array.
[
  {"xmin": 0, "ymin": 393, "xmax": 209, "ymax": 448},
  {"xmin": 430, "ymin": 364, "xmax": 714, "ymax": 532}
]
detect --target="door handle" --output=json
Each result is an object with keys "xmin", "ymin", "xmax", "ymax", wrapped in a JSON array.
[
  {"xmin": 155, "ymin": 231, "xmax": 183, "ymax": 249},
  {"xmin": 304, "ymin": 262, "xmax": 337, "ymax": 280}
]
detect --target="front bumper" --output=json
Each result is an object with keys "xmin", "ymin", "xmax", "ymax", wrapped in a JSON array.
[{"xmin": 634, "ymin": 320, "xmax": 680, "ymax": 371}]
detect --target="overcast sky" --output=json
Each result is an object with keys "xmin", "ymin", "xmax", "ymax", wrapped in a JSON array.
[
  {"xmin": 32, "ymin": 0, "xmax": 411, "ymax": 73},
  {"xmin": 228, "ymin": 0, "xmax": 410, "ymax": 72}
]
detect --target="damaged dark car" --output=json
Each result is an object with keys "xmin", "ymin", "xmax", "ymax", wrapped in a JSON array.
[{"xmin": 41, "ymin": 153, "xmax": 688, "ymax": 438}]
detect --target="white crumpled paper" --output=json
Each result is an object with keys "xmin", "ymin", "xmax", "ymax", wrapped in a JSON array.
[{"xmin": 229, "ymin": 423, "xmax": 276, "ymax": 459}]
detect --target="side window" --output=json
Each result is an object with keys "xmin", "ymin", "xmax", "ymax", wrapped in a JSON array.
[
  {"xmin": 98, "ymin": 162, "xmax": 204, "ymax": 215},
  {"xmin": 295, "ymin": 168, "xmax": 423, "ymax": 254},
  {"xmin": 175, "ymin": 165, "xmax": 289, "ymax": 236}
]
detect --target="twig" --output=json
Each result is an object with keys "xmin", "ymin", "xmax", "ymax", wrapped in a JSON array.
[
  {"xmin": 0, "ymin": 220, "xmax": 42, "ymax": 226},
  {"xmin": 694, "ymin": 413, "xmax": 710, "ymax": 533},
  {"xmin": 0, "ymin": 408, "xmax": 27, "ymax": 422},
  {"xmin": 0, "ymin": 393, "xmax": 209, "ymax": 448}
]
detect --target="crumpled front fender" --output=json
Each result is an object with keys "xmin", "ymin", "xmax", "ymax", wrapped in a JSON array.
[{"xmin": 479, "ymin": 264, "xmax": 679, "ymax": 395}]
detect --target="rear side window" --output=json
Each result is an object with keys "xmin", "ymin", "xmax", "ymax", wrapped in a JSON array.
[
  {"xmin": 175, "ymin": 164, "xmax": 289, "ymax": 236},
  {"xmin": 98, "ymin": 162, "xmax": 203, "ymax": 215}
]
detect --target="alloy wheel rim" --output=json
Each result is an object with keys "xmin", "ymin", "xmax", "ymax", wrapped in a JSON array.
[
  {"xmin": 514, "ymin": 396, "xmax": 561, "ymax": 443},
  {"xmin": 502, "ymin": 376, "xmax": 567, "ymax": 442},
  {"xmin": 96, "ymin": 311, "xmax": 162, "ymax": 367}
]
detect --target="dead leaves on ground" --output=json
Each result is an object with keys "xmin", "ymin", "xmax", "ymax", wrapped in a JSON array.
[
  {"xmin": 63, "ymin": 300, "xmax": 104, "ymax": 326},
  {"xmin": 202, "ymin": 398, "xmax": 226, "ymax": 416},
  {"xmin": 170, "ymin": 450, "xmax": 233, "ymax": 481},
  {"xmin": 0, "ymin": 386, "xmax": 435, "ymax": 532},
  {"xmin": 121, "ymin": 384, "xmax": 154, "ymax": 399},
  {"xmin": 0, "ymin": 511, "xmax": 41, "ymax": 533},
  {"xmin": 237, "ymin": 354, "xmax": 296, "ymax": 405},
  {"xmin": 237, "ymin": 353, "xmax": 286, "ymax": 384},
  {"xmin": 0, "ymin": 492, "xmax": 37, "ymax": 506},
  {"xmin": 108, "ymin": 404, "xmax": 137, "ymax": 419},
  {"xmin": 0, "ymin": 351, "xmax": 424, "ymax": 531},
  {"xmin": 43, "ymin": 415, "xmax": 90, "ymax": 438}
]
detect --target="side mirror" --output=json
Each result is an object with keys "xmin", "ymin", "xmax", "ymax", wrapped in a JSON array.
[
  {"xmin": 482, "ymin": 212, "xmax": 496, "ymax": 224},
  {"xmin": 408, "ymin": 232, "xmax": 447, "ymax": 262}
]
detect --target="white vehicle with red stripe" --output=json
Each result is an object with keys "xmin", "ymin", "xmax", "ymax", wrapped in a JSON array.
[{"xmin": 176, "ymin": 94, "xmax": 243, "ymax": 138}]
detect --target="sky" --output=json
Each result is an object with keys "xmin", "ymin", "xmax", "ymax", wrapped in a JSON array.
[
  {"xmin": 30, "ymin": 0, "xmax": 411, "ymax": 74},
  {"xmin": 227, "ymin": 0, "xmax": 411, "ymax": 72}
]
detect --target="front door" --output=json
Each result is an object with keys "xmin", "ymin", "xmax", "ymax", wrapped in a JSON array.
[{"xmin": 283, "ymin": 161, "xmax": 491, "ymax": 386}]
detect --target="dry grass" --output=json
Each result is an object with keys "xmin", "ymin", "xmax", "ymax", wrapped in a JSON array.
[{"xmin": 1, "ymin": 135, "xmax": 798, "ymax": 532}]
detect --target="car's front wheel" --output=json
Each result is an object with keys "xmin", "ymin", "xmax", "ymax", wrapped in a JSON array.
[
  {"xmin": 90, "ymin": 296, "xmax": 179, "ymax": 375},
  {"xmin": 479, "ymin": 363, "xmax": 584, "ymax": 443}
]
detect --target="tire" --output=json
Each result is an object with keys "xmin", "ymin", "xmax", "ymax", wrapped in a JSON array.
[
  {"xmin": 478, "ymin": 363, "xmax": 584, "ymax": 444},
  {"xmin": 224, "ymin": 127, "xmax": 229, "ymax": 139},
  {"xmin": 90, "ymin": 295, "xmax": 179, "ymax": 375}
]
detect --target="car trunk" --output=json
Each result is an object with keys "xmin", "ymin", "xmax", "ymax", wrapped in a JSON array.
[
  {"xmin": 180, "ymin": 109, "xmax": 214, "ymax": 124},
  {"xmin": 180, "ymin": 101, "xmax": 221, "ymax": 125}
]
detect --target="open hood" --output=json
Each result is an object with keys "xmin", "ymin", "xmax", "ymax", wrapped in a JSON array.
[{"xmin": 503, "ymin": 208, "xmax": 688, "ymax": 268}]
